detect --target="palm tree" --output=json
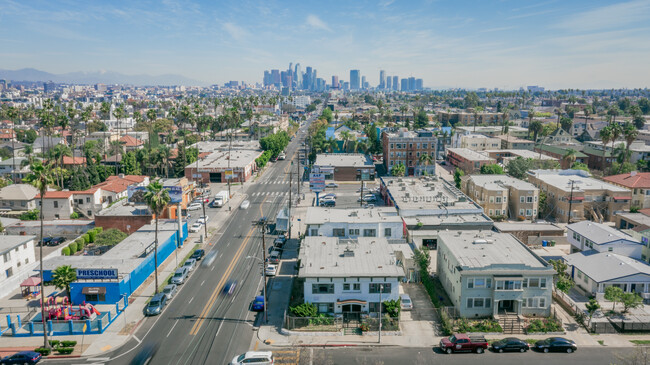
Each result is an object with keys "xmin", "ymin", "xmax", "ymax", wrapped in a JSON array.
[
  {"xmin": 623, "ymin": 122, "xmax": 638, "ymax": 163},
  {"xmin": 391, "ymin": 162, "xmax": 406, "ymax": 177},
  {"xmin": 52, "ymin": 265, "xmax": 77, "ymax": 303},
  {"xmin": 113, "ymin": 104, "xmax": 126, "ymax": 174},
  {"xmin": 399, "ymin": 105, "xmax": 408, "ymax": 129},
  {"xmin": 100, "ymin": 102, "xmax": 111, "ymax": 156},
  {"xmin": 418, "ymin": 153, "xmax": 433, "ymax": 175},
  {"xmin": 563, "ymin": 149, "xmax": 577, "ymax": 169},
  {"xmin": 529, "ymin": 120, "xmax": 543, "ymax": 142},
  {"xmin": 340, "ymin": 130, "xmax": 352, "ymax": 153},
  {"xmin": 144, "ymin": 181, "xmax": 171, "ymax": 294},
  {"xmin": 23, "ymin": 160, "xmax": 54, "ymax": 349},
  {"xmin": 325, "ymin": 138, "xmax": 337, "ymax": 153},
  {"xmin": 599, "ymin": 125, "xmax": 612, "ymax": 172}
]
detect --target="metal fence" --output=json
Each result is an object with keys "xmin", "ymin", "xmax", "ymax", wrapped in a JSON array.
[
  {"xmin": 285, "ymin": 315, "xmax": 343, "ymax": 332},
  {"xmin": 362, "ymin": 316, "xmax": 400, "ymax": 331}
]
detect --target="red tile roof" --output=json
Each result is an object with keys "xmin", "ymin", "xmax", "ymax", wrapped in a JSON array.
[
  {"xmin": 36, "ymin": 191, "xmax": 74, "ymax": 199},
  {"xmin": 119, "ymin": 135, "xmax": 144, "ymax": 147},
  {"xmin": 62, "ymin": 156, "xmax": 86, "ymax": 165},
  {"xmin": 603, "ymin": 172, "xmax": 650, "ymax": 189}
]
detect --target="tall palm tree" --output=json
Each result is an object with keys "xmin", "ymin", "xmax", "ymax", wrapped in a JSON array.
[
  {"xmin": 399, "ymin": 105, "xmax": 408, "ymax": 128},
  {"xmin": 623, "ymin": 122, "xmax": 638, "ymax": 163},
  {"xmin": 599, "ymin": 125, "xmax": 612, "ymax": 172},
  {"xmin": 418, "ymin": 153, "xmax": 433, "ymax": 175},
  {"xmin": 113, "ymin": 104, "xmax": 126, "ymax": 174},
  {"xmin": 340, "ymin": 130, "xmax": 352, "ymax": 153},
  {"xmin": 562, "ymin": 149, "xmax": 577, "ymax": 169},
  {"xmin": 144, "ymin": 181, "xmax": 171, "ymax": 294},
  {"xmin": 23, "ymin": 161, "xmax": 54, "ymax": 349}
]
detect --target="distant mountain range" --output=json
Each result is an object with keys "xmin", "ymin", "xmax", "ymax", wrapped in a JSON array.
[{"xmin": 0, "ymin": 68, "xmax": 204, "ymax": 86}]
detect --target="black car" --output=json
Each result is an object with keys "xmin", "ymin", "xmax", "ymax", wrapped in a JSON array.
[
  {"xmin": 191, "ymin": 249, "xmax": 205, "ymax": 261},
  {"xmin": 534, "ymin": 337, "xmax": 577, "ymax": 353},
  {"xmin": 491, "ymin": 337, "xmax": 529, "ymax": 353},
  {"xmin": 0, "ymin": 351, "xmax": 42, "ymax": 365},
  {"xmin": 48, "ymin": 237, "xmax": 65, "ymax": 246},
  {"xmin": 39, "ymin": 237, "xmax": 52, "ymax": 246},
  {"xmin": 321, "ymin": 200, "xmax": 335, "ymax": 207}
]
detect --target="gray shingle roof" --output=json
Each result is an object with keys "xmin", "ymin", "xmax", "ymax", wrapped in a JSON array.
[{"xmin": 565, "ymin": 251, "xmax": 650, "ymax": 282}]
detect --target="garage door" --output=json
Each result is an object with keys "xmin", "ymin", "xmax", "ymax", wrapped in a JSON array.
[{"xmin": 209, "ymin": 172, "xmax": 221, "ymax": 182}]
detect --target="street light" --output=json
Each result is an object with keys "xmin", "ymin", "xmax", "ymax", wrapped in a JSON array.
[{"xmin": 246, "ymin": 256, "xmax": 267, "ymax": 323}]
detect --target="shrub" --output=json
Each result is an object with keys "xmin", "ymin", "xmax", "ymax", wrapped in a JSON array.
[
  {"xmin": 88, "ymin": 230, "xmax": 96, "ymax": 243},
  {"xmin": 82, "ymin": 234, "xmax": 90, "ymax": 244},
  {"xmin": 94, "ymin": 228, "xmax": 127, "ymax": 246},
  {"xmin": 527, "ymin": 318, "xmax": 563, "ymax": 333},
  {"xmin": 68, "ymin": 242, "xmax": 78, "ymax": 254},
  {"xmin": 34, "ymin": 347, "xmax": 51, "ymax": 356},
  {"xmin": 290, "ymin": 302, "xmax": 317, "ymax": 317},
  {"xmin": 94, "ymin": 227, "xmax": 103, "ymax": 234},
  {"xmin": 76, "ymin": 239, "xmax": 84, "ymax": 250},
  {"xmin": 19, "ymin": 209, "xmax": 39, "ymax": 221},
  {"xmin": 309, "ymin": 314, "xmax": 334, "ymax": 325},
  {"xmin": 61, "ymin": 247, "xmax": 71, "ymax": 256},
  {"xmin": 48, "ymin": 340, "xmax": 60, "ymax": 348},
  {"xmin": 70, "ymin": 212, "xmax": 79, "ymax": 219},
  {"xmin": 56, "ymin": 347, "xmax": 74, "ymax": 355},
  {"xmin": 61, "ymin": 340, "xmax": 77, "ymax": 347}
]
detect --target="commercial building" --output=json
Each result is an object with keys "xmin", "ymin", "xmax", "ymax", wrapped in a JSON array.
[
  {"xmin": 527, "ymin": 169, "xmax": 632, "ymax": 223},
  {"xmin": 313, "ymin": 154, "xmax": 375, "ymax": 181},
  {"xmin": 94, "ymin": 201, "xmax": 153, "ymax": 234},
  {"xmin": 382, "ymin": 129, "xmax": 437, "ymax": 176},
  {"xmin": 604, "ymin": 172, "xmax": 650, "ymax": 209},
  {"xmin": 437, "ymin": 231, "xmax": 554, "ymax": 317},
  {"xmin": 184, "ymin": 141, "xmax": 263, "ymax": 184},
  {"xmin": 304, "ymin": 207, "xmax": 404, "ymax": 239},
  {"xmin": 350, "ymin": 70, "xmax": 360, "ymax": 90},
  {"xmin": 446, "ymin": 148, "xmax": 496, "ymax": 174},
  {"xmin": 298, "ymin": 236, "xmax": 404, "ymax": 315},
  {"xmin": 380, "ymin": 176, "xmax": 492, "ymax": 250},
  {"xmin": 462, "ymin": 175, "xmax": 539, "ymax": 220},
  {"xmin": 567, "ymin": 221, "xmax": 643, "ymax": 259}
]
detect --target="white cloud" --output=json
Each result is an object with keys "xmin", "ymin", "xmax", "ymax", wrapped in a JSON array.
[
  {"xmin": 306, "ymin": 14, "xmax": 331, "ymax": 32},
  {"xmin": 555, "ymin": 0, "xmax": 650, "ymax": 32},
  {"xmin": 222, "ymin": 22, "xmax": 249, "ymax": 41}
]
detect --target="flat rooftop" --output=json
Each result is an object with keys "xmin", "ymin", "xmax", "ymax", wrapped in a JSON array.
[
  {"xmin": 615, "ymin": 212, "xmax": 650, "ymax": 227},
  {"xmin": 447, "ymin": 148, "xmax": 496, "ymax": 162},
  {"xmin": 299, "ymin": 237, "xmax": 405, "ymax": 277},
  {"xmin": 466, "ymin": 174, "xmax": 538, "ymax": 191},
  {"xmin": 305, "ymin": 207, "xmax": 401, "ymax": 225},
  {"xmin": 314, "ymin": 154, "xmax": 374, "ymax": 168},
  {"xmin": 484, "ymin": 149, "xmax": 556, "ymax": 160},
  {"xmin": 96, "ymin": 201, "xmax": 152, "ymax": 217},
  {"xmin": 528, "ymin": 169, "xmax": 631, "ymax": 193},
  {"xmin": 381, "ymin": 176, "xmax": 482, "ymax": 213},
  {"xmin": 192, "ymin": 140, "xmax": 260, "ymax": 152},
  {"xmin": 439, "ymin": 230, "xmax": 548, "ymax": 270},
  {"xmin": 0, "ymin": 235, "xmax": 36, "ymax": 254},
  {"xmin": 494, "ymin": 222, "xmax": 565, "ymax": 232},
  {"xmin": 189, "ymin": 149, "xmax": 263, "ymax": 169}
]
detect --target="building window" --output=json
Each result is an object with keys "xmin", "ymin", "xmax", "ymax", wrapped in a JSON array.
[
  {"xmin": 489, "ymin": 209, "xmax": 493, "ymax": 216},
  {"xmin": 467, "ymin": 278, "xmax": 491, "ymax": 289},
  {"xmin": 316, "ymin": 303, "xmax": 334, "ymax": 313},
  {"xmin": 496, "ymin": 280, "xmax": 522, "ymax": 290},
  {"xmin": 3, "ymin": 252, "xmax": 10, "ymax": 263},
  {"xmin": 310, "ymin": 229, "xmax": 319, "ymax": 236},
  {"xmin": 312, "ymin": 284, "xmax": 334, "ymax": 294},
  {"xmin": 54, "ymin": 201, "xmax": 59, "ymax": 208},
  {"xmin": 539, "ymin": 298, "xmax": 546, "ymax": 308},
  {"xmin": 519, "ymin": 209, "xmax": 524, "ymax": 216},
  {"xmin": 526, "ymin": 209, "xmax": 532, "ymax": 216},
  {"xmin": 363, "ymin": 229, "xmax": 376, "ymax": 237},
  {"xmin": 384, "ymin": 228, "xmax": 392, "ymax": 237},
  {"xmin": 343, "ymin": 283, "xmax": 361, "ymax": 292},
  {"xmin": 496, "ymin": 197, "xmax": 502, "ymax": 203},
  {"xmin": 520, "ymin": 196, "xmax": 525, "ymax": 203},
  {"xmin": 5, "ymin": 268, "xmax": 12, "ymax": 278},
  {"xmin": 369, "ymin": 283, "xmax": 391, "ymax": 293},
  {"xmin": 333, "ymin": 228, "xmax": 345, "ymax": 237},
  {"xmin": 489, "ymin": 196, "xmax": 494, "ymax": 203},
  {"xmin": 349, "ymin": 229, "xmax": 359, "ymax": 236},
  {"xmin": 369, "ymin": 302, "xmax": 381, "ymax": 313}
]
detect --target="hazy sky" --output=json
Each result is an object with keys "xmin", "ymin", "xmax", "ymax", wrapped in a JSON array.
[{"xmin": 2, "ymin": 0, "xmax": 650, "ymax": 89}]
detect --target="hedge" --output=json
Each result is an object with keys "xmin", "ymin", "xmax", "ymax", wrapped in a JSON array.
[
  {"xmin": 68, "ymin": 242, "xmax": 78, "ymax": 254},
  {"xmin": 88, "ymin": 230, "xmax": 96, "ymax": 243},
  {"xmin": 76, "ymin": 239, "xmax": 84, "ymax": 250},
  {"xmin": 82, "ymin": 234, "xmax": 90, "ymax": 244},
  {"xmin": 56, "ymin": 347, "xmax": 74, "ymax": 355},
  {"xmin": 48, "ymin": 340, "xmax": 60, "ymax": 347},
  {"xmin": 61, "ymin": 340, "xmax": 77, "ymax": 347},
  {"xmin": 94, "ymin": 227, "xmax": 103, "ymax": 234},
  {"xmin": 34, "ymin": 347, "xmax": 51, "ymax": 356},
  {"xmin": 61, "ymin": 247, "xmax": 71, "ymax": 256}
]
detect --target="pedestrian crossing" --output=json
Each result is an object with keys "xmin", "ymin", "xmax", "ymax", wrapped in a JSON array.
[
  {"xmin": 259, "ymin": 179, "xmax": 289, "ymax": 185},
  {"xmin": 251, "ymin": 191, "xmax": 290, "ymax": 197}
]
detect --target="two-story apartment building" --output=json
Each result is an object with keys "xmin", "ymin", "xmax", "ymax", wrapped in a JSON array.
[
  {"xmin": 446, "ymin": 148, "xmax": 496, "ymax": 174},
  {"xmin": 462, "ymin": 175, "xmax": 539, "ymax": 219},
  {"xmin": 438, "ymin": 111, "xmax": 505, "ymax": 126},
  {"xmin": 298, "ymin": 236, "xmax": 404, "ymax": 315},
  {"xmin": 0, "ymin": 184, "xmax": 38, "ymax": 211},
  {"xmin": 496, "ymin": 135, "xmax": 535, "ymax": 150},
  {"xmin": 453, "ymin": 134, "xmax": 501, "ymax": 151},
  {"xmin": 382, "ymin": 129, "xmax": 437, "ymax": 176},
  {"xmin": 604, "ymin": 172, "xmax": 650, "ymax": 209},
  {"xmin": 304, "ymin": 207, "xmax": 404, "ymax": 239},
  {"xmin": 567, "ymin": 221, "xmax": 643, "ymax": 259},
  {"xmin": 38, "ymin": 188, "xmax": 106, "ymax": 220},
  {"xmin": 437, "ymin": 231, "xmax": 555, "ymax": 318},
  {"xmin": 527, "ymin": 169, "xmax": 632, "ymax": 223},
  {"xmin": 1, "ymin": 235, "xmax": 37, "ymax": 284}
]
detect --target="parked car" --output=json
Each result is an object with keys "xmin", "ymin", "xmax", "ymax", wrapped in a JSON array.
[
  {"xmin": 183, "ymin": 258, "xmax": 197, "ymax": 272},
  {"xmin": 358, "ymin": 194, "xmax": 377, "ymax": 202},
  {"xmin": 197, "ymin": 215, "xmax": 209, "ymax": 225},
  {"xmin": 265, "ymin": 264, "xmax": 277, "ymax": 276},
  {"xmin": 187, "ymin": 203, "xmax": 202, "ymax": 211},
  {"xmin": 230, "ymin": 351, "xmax": 273, "ymax": 365},
  {"xmin": 321, "ymin": 193, "xmax": 337, "ymax": 199},
  {"xmin": 533, "ymin": 337, "xmax": 577, "ymax": 353},
  {"xmin": 440, "ymin": 333, "xmax": 488, "ymax": 354},
  {"xmin": 267, "ymin": 250, "xmax": 281, "ymax": 264},
  {"xmin": 0, "ymin": 351, "xmax": 42, "ymax": 365},
  {"xmin": 170, "ymin": 267, "xmax": 189, "ymax": 285},
  {"xmin": 320, "ymin": 199, "xmax": 336, "ymax": 207},
  {"xmin": 189, "ymin": 222, "xmax": 202, "ymax": 233},
  {"xmin": 49, "ymin": 237, "xmax": 66, "ymax": 246},
  {"xmin": 223, "ymin": 280, "xmax": 237, "ymax": 295},
  {"xmin": 191, "ymin": 249, "xmax": 205, "ymax": 261},
  {"xmin": 144, "ymin": 293, "xmax": 167, "ymax": 316},
  {"xmin": 202, "ymin": 250, "xmax": 218, "ymax": 267},
  {"xmin": 326, "ymin": 182, "xmax": 338, "ymax": 188},
  {"xmin": 39, "ymin": 237, "xmax": 52, "ymax": 246},
  {"xmin": 240, "ymin": 200, "xmax": 250, "ymax": 209},
  {"xmin": 278, "ymin": 152, "xmax": 286, "ymax": 160},
  {"xmin": 162, "ymin": 284, "xmax": 178, "ymax": 301},
  {"xmin": 274, "ymin": 235, "xmax": 287, "ymax": 245},
  {"xmin": 491, "ymin": 337, "xmax": 529, "ymax": 353},
  {"xmin": 400, "ymin": 294, "xmax": 413, "ymax": 311},
  {"xmin": 251, "ymin": 296, "xmax": 265, "ymax": 311}
]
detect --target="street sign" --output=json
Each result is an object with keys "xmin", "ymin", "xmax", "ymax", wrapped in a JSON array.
[
  {"xmin": 225, "ymin": 169, "xmax": 234, "ymax": 180},
  {"xmin": 309, "ymin": 173, "xmax": 325, "ymax": 192}
]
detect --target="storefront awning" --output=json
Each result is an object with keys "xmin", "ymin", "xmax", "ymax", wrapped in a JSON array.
[
  {"xmin": 568, "ymin": 196, "xmax": 584, "ymax": 201},
  {"xmin": 82, "ymin": 287, "xmax": 106, "ymax": 295},
  {"xmin": 614, "ymin": 196, "xmax": 631, "ymax": 200},
  {"xmin": 337, "ymin": 299, "xmax": 367, "ymax": 305}
]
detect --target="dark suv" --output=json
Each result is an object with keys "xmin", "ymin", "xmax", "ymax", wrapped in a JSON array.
[{"xmin": 191, "ymin": 249, "xmax": 205, "ymax": 261}]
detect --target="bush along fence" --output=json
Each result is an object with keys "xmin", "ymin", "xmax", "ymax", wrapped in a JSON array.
[{"xmin": 2, "ymin": 295, "xmax": 127, "ymax": 337}]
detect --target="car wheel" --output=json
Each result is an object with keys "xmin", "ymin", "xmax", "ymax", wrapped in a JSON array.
[
  {"xmin": 446, "ymin": 348, "xmax": 453, "ymax": 354},
  {"xmin": 498, "ymin": 349, "xmax": 504, "ymax": 353},
  {"xmin": 520, "ymin": 348, "xmax": 526, "ymax": 353},
  {"xmin": 567, "ymin": 348, "xmax": 573, "ymax": 354},
  {"xmin": 476, "ymin": 347, "xmax": 484, "ymax": 354},
  {"xmin": 543, "ymin": 348, "xmax": 549, "ymax": 353}
]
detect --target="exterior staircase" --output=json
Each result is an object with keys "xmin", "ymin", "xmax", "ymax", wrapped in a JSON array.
[{"xmin": 498, "ymin": 312, "xmax": 525, "ymax": 334}]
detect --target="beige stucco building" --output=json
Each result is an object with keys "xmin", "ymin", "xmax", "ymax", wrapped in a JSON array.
[{"xmin": 462, "ymin": 175, "xmax": 539, "ymax": 219}]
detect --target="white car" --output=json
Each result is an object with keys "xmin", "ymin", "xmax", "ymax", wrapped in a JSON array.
[
  {"xmin": 198, "ymin": 215, "xmax": 209, "ymax": 225},
  {"xmin": 240, "ymin": 200, "xmax": 250, "ymax": 209},
  {"xmin": 189, "ymin": 222, "xmax": 202, "ymax": 233},
  {"xmin": 320, "ymin": 195, "xmax": 336, "ymax": 203},
  {"xmin": 326, "ymin": 182, "xmax": 339, "ymax": 188},
  {"xmin": 400, "ymin": 294, "xmax": 413, "ymax": 311},
  {"xmin": 231, "ymin": 352, "xmax": 274, "ymax": 365},
  {"xmin": 265, "ymin": 264, "xmax": 277, "ymax": 276},
  {"xmin": 358, "ymin": 194, "xmax": 377, "ymax": 202},
  {"xmin": 187, "ymin": 203, "xmax": 202, "ymax": 211}
]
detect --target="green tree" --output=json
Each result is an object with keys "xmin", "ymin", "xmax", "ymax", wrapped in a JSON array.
[
  {"xmin": 621, "ymin": 292, "xmax": 643, "ymax": 313},
  {"xmin": 571, "ymin": 162, "xmax": 590, "ymax": 173},
  {"xmin": 623, "ymin": 122, "xmax": 638, "ymax": 163},
  {"xmin": 121, "ymin": 151, "xmax": 141, "ymax": 175},
  {"xmin": 560, "ymin": 116, "xmax": 573, "ymax": 133},
  {"xmin": 549, "ymin": 259, "xmax": 574, "ymax": 294},
  {"xmin": 52, "ymin": 265, "xmax": 77, "ymax": 303},
  {"xmin": 321, "ymin": 108, "xmax": 333, "ymax": 123},
  {"xmin": 23, "ymin": 160, "xmax": 54, "ymax": 349},
  {"xmin": 144, "ymin": 181, "xmax": 171, "ymax": 294},
  {"xmin": 599, "ymin": 125, "xmax": 612, "ymax": 172},
  {"xmin": 413, "ymin": 109, "xmax": 428, "ymax": 129},
  {"xmin": 453, "ymin": 168, "xmax": 464, "ymax": 189},
  {"xmin": 562, "ymin": 149, "xmax": 577, "ymax": 168},
  {"xmin": 479, "ymin": 164, "xmax": 504, "ymax": 175},
  {"xmin": 605, "ymin": 286, "xmax": 624, "ymax": 311},
  {"xmin": 94, "ymin": 228, "xmax": 127, "ymax": 246},
  {"xmin": 528, "ymin": 120, "xmax": 543, "ymax": 142},
  {"xmin": 506, "ymin": 157, "xmax": 533, "ymax": 180},
  {"xmin": 585, "ymin": 298, "xmax": 600, "ymax": 327},
  {"xmin": 391, "ymin": 163, "xmax": 406, "ymax": 177}
]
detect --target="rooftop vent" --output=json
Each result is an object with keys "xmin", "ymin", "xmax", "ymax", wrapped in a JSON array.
[
  {"xmin": 343, "ymin": 248, "xmax": 355, "ymax": 257},
  {"xmin": 473, "ymin": 239, "xmax": 493, "ymax": 244}
]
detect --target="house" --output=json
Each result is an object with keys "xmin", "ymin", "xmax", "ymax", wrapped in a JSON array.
[
  {"xmin": 462, "ymin": 175, "xmax": 539, "ymax": 219},
  {"xmin": 564, "ymin": 251, "xmax": 650, "ymax": 301},
  {"xmin": 304, "ymin": 207, "xmax": 404, "ymax": 239},
  {"xmin": 567, "ymin": 221, "xmax": 643, "ymax": 259},
  {"xmin": 298, "ymin": 236, "xmax": 404, "ymax": 315},
  {"xmin": 527, "ymin": 169, "xmax": 632, "ymax": 223},
  {"xmin": 119, "ymin": 135, "xmax": 144, "ymax": 151},
  {"xmin": 36, "ymin": 191, "xmax": 75, "ymax": 220},
  {"xmin": 32, "ymin": 136, "xmax": 66, "ymax": 154},
  {"xmin": 313, "ymin": 154, "xmax": 375, "ymax": 181},
  {"xmin": 60, "ymin": 156, "xmax": 86, "ymax": 169},
  {"xmin": 604, "ymin": 172, "xmax": 650, "ymax": 209},
  {"xmin": 584, "ymin": 141, "xmax": 650, "ymax": 171},
  {"xmin": 437, "ymin": 230, "xmax": 554, "ymax": 318},
  {"xmin": 0, "ymin": 157, "xmax": 31, "ymax": 181},
  {"xmin": 95, "ymin": 174, "xmax": 149, "ymax": 205},
  {"xmin": 446, "ymin": 148, "xmax": 496, "ymax": 174},
  {"xmin": 534, "ymin": 145, "xmax": 589, "ymax": 168},
  {"xmin": 382, "ymin": 129, "xmax": 437, "ymax": 176},
  {"xmin": 0, "ymin": 235, "xmax": 37, "ymax": 295},
  {"xmin": 0, "ymin": 184, "xmax": 39, "ymax": 211}
]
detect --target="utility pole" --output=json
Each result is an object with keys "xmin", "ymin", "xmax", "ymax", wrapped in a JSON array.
[
  {"xmin": 289, "ymin": 161, "xmax": 293, "ymax": 239},
  {"xmin": 360, "ymin": 180, "xmax": 365, "ymax": 207},
  {"xmin": 227, "ymin": 129, "xmax": 232, "ymax": 212},
  {"xmin": 253, "ymin": 218, "xmax": 269, "ymax": 323},
  {"xmin": 378, "ymin": 283, "xmax": 383, "ymax": 344},
  {"xmin": 567, "ymin": 180, "xmax": 576, "ymax": 224}
]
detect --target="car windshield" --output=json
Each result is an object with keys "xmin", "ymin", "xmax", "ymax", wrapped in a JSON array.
[
  {"xmin": 544, "ymin": 338, "xmax": 552, "ymax": 344},
  {"xmin": 174, "ymin": 272, "xmax": 182, "ymax": 277},
  {"xmin": 237, "ymin": 354, "xmax": 246, "ymax": 362},
  {"xmin": 449, "ymin": 335, "xmax": 456, "ymax": 342},
  {"xmin": 149, "ymin": 300, "xmax": 159, "ymax": 307},
  {"xmin": 402, "ymin": 298, "xmax": 411, "ymax": 304}
]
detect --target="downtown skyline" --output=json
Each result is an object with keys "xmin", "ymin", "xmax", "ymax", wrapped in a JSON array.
[{"xmin": 1, "ymin": 0, "xmax": 650, "ymax": 89}]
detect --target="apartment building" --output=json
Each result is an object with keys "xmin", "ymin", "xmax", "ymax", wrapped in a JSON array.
[
  {"xmin": 483, "ymin": 149, "xmax": 556, "ymax": 165},
  {"xmin": 455, "ymin": 126, "xmax": 530, "ymax": 139},
  {"xmin": 567, "ymin": 221, "xmax": 643, "ymax": 259},
  {"xmin": 1, "ymin": 236, "xmax": 36, "ymax": 283},
  {"xmin": 382, "ymin": 129, "xmax": 437, "ymax": 176},
  {"xmin": 437, "ymin": 231, "xmax": 554, "ymax": 318},
  {"xmin": 604, "ymin": 172, "xmax": 650, "ymax": 209},
  {"xmin": 496, "ymin": 135, "xmax": 535, "ymax": 150},
  {"xmin": 304, "ymin": 207, "xmax": 404, "ymax": 239},
  {"xmin": 446, "ymin": 148, "xmax": 496, "ymax": 174},
  {"xmin": 462, "ymin": 175, "xmax": 539, "ymax": 219},
  {"xmin": 453, "ymin": 134, "xmax": 501, "ymax": 151},
  {"xmin": 527, "ymin": 169, "xmax": 632, "ymax": 223}
]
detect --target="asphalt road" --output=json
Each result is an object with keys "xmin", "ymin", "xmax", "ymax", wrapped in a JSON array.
[
  {"xmin": 41, "ymin": 114, "xmax": 314, "ymax": 365},
  {"xmin": 278, "ymin": 346, "xmax": 637, "ymax": 365}
]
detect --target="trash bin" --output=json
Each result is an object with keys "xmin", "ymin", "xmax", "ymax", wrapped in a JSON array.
[
  {"xmin": 550, "ymin": 240, "xmax": 556, "ymax": 247},
  {"xmin": 542, "ymin": 240, "xmax": 548, "ymax": 247}
]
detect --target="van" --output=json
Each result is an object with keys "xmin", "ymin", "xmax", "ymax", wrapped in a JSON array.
[{"xmin": 170, "ymin": 267, "xmax": 189, "ymax": 285}]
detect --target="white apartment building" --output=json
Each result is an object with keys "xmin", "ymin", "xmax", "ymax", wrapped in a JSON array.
[
  {"xmin": 567, "ymin": 221, "xmax": 644, "ymax": 259},
  {"xmin": 304, "ymin": 207, "xmax": 404, "ymax": 240},
  {"xmin": 1, "ymin": 235, "xmax": 37, "ymax": 286}
]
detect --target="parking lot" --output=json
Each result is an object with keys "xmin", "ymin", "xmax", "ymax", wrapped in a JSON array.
[{"xmin": 310, "ymin": 180, "xmax": 384, "ymax": 209}]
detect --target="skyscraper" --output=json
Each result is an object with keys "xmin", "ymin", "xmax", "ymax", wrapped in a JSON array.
[
  {"xmin": 304, "ymin": 67, "xmax": 313, "ymax": 90},
  {"xmin": 311, "ymin": 69, "xmax": 317, "ymax": 91},
  {"xmin": 350, "ymin": 70, "xmax": 361, "ymax": 90},
  {"xmin": 332, "ymin": 75, "xmax": 339, "ymax": 89},
  {"xmin": 386, "ymin": 76, "xmax": 392, "ymax": 90},
  {"xmin": 415, "ymin": 78, "xmax": 423, "ymax": 91},
  {"xmin": 263, "ymin": 71, "xmax": 271, "ymax": 86},
  {"xmin": 271, "ymin": 69, "xmax": 281, "ymax": 86},
  {"xmin": 408, "ymin": 77, "xmax": 416, "ymax": 92},
  {"xmin": 379, "ymin": 70, "xmax": 386, "ymax": 89},
  {"xmin": 361, "ymin": 76, "xmax": 367, "ymax": 90},
  {"xmin": 392, "ymin": 76, "xmax": 399, "ymax": 91},
  {"xmin": 400, "ymin": 78, "xmax": 408, "ymax": 92}
]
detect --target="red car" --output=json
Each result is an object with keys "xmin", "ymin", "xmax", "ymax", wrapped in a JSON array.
[{"xmin": 440, "ymin": 333, "xmax": 488, "ymax": 354}]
